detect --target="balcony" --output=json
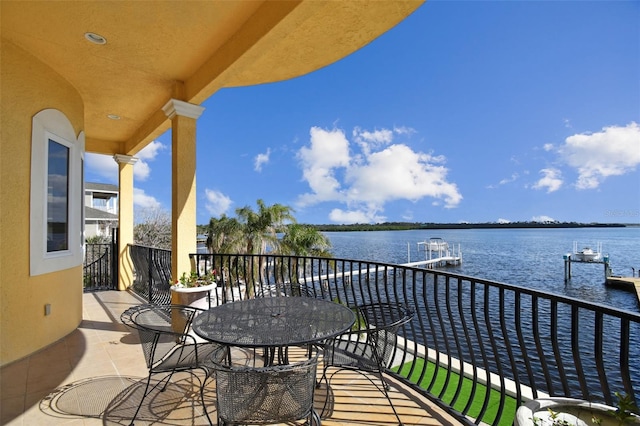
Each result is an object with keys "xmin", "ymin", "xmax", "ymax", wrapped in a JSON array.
[
  {"xmin": 0, "ymin": 290, "xmax": 460, "ymax": 425},
  {"xmin": 3, "ymin": 249, "xmax": 639, "ymax": 425}
]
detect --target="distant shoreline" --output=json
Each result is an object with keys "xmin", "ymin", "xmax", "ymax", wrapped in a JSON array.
[{"xmin": 309, "ymin": 222, "xmax": 634, "ymax": 232}]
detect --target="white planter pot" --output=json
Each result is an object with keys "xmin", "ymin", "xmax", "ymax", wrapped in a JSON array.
[
  {"xmin": 170, "ymin": 283, "xmax": 216, "ymax": 334},
  {"xmin": 515, "ymin": 397, "xmax": 640, "ymax": 426},
  {"xmin": 170, "ymin": 283, "xmax": 217, "ymax": 310}
]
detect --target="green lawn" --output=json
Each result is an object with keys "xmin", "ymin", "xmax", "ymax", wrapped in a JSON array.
[{"xmin": 394, "ymin": 358, "xmax": 517, "ymax": 426}]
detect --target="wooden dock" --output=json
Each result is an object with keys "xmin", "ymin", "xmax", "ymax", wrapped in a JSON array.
[{"xmin": 605, "ymin": 276, "xmax": 640, "ymax": 305}]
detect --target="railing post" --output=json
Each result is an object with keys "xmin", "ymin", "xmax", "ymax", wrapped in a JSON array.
[
  {"xmin": 147, "ymin": 246, "xmax": 154, "ymax": 303},
  {"xmin": 111, "ymin": 228, "xmax": 118, "ymax": 290}
]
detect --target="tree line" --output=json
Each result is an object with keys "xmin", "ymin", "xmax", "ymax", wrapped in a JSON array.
[
  {"xmin": 308, "ymin": 221, "xmax": 627, "ymax": 232},
  {"xmin": 97, "ymin": 203, "xmax": 626, "ymax": 251}
]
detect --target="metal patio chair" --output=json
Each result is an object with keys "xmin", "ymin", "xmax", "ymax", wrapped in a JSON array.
[
  {"xmin": 320, "ymin": 302, "xmax": 414, "ymax": 426},
  {"xmin": 210, "ymin": 345, "xmax": 321, "ymax": 425},
  {"xmin": 120, "ymin": 304, "xmax": 221, "ymax": 426}
]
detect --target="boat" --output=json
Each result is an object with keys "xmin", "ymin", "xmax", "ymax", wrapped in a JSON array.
[
  {"xmin": 417, "ymin": 237, "xmax": 449, "ymax": 252},
  {"xmin": 572, "ymin": 242, "xmax": 602, "ymax": 262},
  {"xmin": 574, "ymin": 247, "xmax": 599, "ymax": 261}
]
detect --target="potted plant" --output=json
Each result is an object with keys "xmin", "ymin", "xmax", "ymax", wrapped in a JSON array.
[
  {"xmin": 170, "ymin": 270, "xmax": 218, "ymax": 310},
  {"xmin": 516, "ymin": 393, "xmax": 640, "ymax": 426},
  {"xmin": 169, "ymin": 270, "xmax": 218, "ymax": 334}
]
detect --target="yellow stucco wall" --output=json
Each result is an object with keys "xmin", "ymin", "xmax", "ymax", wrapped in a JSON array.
[{"xmin": 1, "ymin": 41, "xmax": 85, "ymax": 366}]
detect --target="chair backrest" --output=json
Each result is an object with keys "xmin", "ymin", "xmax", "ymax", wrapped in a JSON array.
[
  {"xmin": 212, "ymin": 347, "xmax": 319, "ymax": 424},
  {"xmin": 356, "ymin": 303, "xmax": 414, "ymax": 367},
  {"xmin": 121, "ymin": 304, "xmax": 202, "ymax": 369}
]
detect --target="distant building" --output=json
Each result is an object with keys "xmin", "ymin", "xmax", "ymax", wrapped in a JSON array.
[{"xmin": 85, "ymin": 182, "xmax": 118, "ymax": 239}]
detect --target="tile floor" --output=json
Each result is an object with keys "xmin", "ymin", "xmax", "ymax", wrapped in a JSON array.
[{"xmin": 1, "ymin": 290, "xmax": 462, "ymax": 425}]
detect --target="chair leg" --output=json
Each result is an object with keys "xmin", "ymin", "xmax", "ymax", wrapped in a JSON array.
[
  {"xmin": 318, "ymin": 367, "xmax": 339, "ymax": 419},
  {"xmin": 129, "ymin": 371, "xmax": 178, "ymax": 425},
  {"xmin": 317, "ymin": 364, "xmax": 328, "ymax": 389},
  {"xmin": 199, "ymin": 368, "xmax": 215, "ymax": 426},
  {"xmin": 309, "ymin": 408, "xmax": 322, "ymax": 425},
  {"xmin": 374, "ymin": 370, "xmax": 403, "ymax": 426},
  {"xmin": 129, "ymin": 374, "xmax": 154, "ymax": 426}
]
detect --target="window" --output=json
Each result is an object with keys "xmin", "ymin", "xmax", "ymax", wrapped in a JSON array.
[
  {"xmin": 30, "ymin": 109, "xmax": 84, "ymax": 275},
  {"xmin": 47, "ymin": 139, "xmax": 70, "ymax": 252}
]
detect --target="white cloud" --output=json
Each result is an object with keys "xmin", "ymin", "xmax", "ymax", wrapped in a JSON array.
[
  {"xmin": 497, "ymin": 218, "xmax": 511, "ymax": 224},
  {"xmin": 401, "ymin": 210, "xmax": 414, "ymax": 221},
  {"xmin": 560, "ymin": 122, "xmax": 640, "ymax": 189},
  {"xmin": 498, "ymin": 173, "xmax": 519, "ymax": 185},
  {"xmin": 543, "ymin": 143, "xmax": 554, "ymax": 151},
  {"xmin": 133, "ymin": 187, "xmax": 161, "ymax": 209},
  {"xmin": 204, "ymin": 189, "xmax": 232, "ymax": 216},
  {"xmin": 532, "ymin": 215, "xmax": 556, "ymax": 223},
  {"xmin": 346, "ymin": 145, "xmax": 461, "ymax": 206},
  {"xmin": 297, "ymin": 127, "xmax": 350, "ymax": 203},
  {"xmin": 85, "ymin": 153, "xmax": 118, "ymax": 182},
  {"xmin": 137, "ymin": 140, "xmax": 165, "ymax": 161},
  {"xmin": 254, "ymin": 148, "xmax": 271, "ymax": 172},
  {"xmin": 134, "ymin": 141, "xmax": 167, "ymax": 181},
  {"xmin": 296, "ymin": 126, "xmax": 462, "ymax": 223},
  {"xmin": 328, "ymin": 208, "xmax": 384, "ymax": 224},
  {"xmin": 134, "ymin": 161, "xmax": 152, "ymax": 181},
  {"xmin": 393, "ymin": 126, "xmax": 416, "ymax": 136},
  {"xmin": 85, "ymin": 140, "xmax": 167, "ymax": 183},
  {"xmin": 353, "ymin": 127, "xmax": 393, "ymax": 156},
  {"xmin": 533, "ymin": 168, "xmax": 563, "ymax": 193}
]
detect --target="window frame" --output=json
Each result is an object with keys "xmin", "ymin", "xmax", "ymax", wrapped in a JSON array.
[{"xmin": 30, "ymin": 109, "xmax": 84, "ymax": 276}]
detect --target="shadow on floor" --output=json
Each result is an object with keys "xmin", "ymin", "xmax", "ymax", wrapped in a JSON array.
[{"xmin": 39, "ymin": 373, "xmax": 213, "ymax": 425}]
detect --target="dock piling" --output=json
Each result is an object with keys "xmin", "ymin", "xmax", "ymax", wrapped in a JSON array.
[
  {"xmin": 563, "ymin": 252, "xmax": 610, "ymax": 282},
  {"xmin": 563, "ymin": 253, "xmax": 572, "ymax": 282}
]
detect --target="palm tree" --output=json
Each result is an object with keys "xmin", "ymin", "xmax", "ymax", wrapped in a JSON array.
[
  {"xmin": 277, "ymin": 223, "xmax": 333, "ymax": 287},
  {"xmin": 206, "ymin": 200, "xmax": 332, "ymax": 295},
  {"xmin": 208, "ymin": 200, "xmax": 328, "ymax": 256},
  {"xmin": 279, "ymin": 223, "xmax": 331, "ymax": 257},
  {"xmin": 205, "ymin": 215, "xmax": 243, "ymax": 254},
  {"xmin": 207, "ymin": 200, "xmax": 296, "ymax": 296},
  {"xmin": 236, "ymin": 199, "xmax": 295, "ymax": 255}
]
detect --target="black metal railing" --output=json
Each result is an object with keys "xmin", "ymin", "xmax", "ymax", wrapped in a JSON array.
[
  {"xmin": 187, "ymin": 252, "xmax": 640, "ymax": 426},
  {"xmin": 127, "ymin": 246, "xmax": 639, "ymax": 424},
  {"xmin": 129, "ymin": 244, "xmax": 172, "ymax": 305},
  {"xmin": 83, "ymin": 243, "xmax": 117, "ymax": 291}
]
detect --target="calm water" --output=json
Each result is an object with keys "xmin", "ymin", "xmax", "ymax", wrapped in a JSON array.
[{"xmin": 324, "ymin": 227, "xmax": 640, "ymax": 312}]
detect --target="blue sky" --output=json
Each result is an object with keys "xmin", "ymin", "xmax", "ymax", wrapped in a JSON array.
[{"xmin": 86, "ymin": 0, "xmax": 640, "ymax": 225}]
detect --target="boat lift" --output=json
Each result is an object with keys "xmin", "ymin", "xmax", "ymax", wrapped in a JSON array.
[
  {"xmin": 563, "ymin": 241, "xmax": 610, "ymax": 282},
  {"xmin": 402, "ymin": 237, "xmax": 462, "ymax": 269}
]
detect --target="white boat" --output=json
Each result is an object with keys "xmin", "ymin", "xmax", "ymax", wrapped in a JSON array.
[
  {"xmin": 417, "ymin": 237, "xmax": 449, "ymax": 252},
  {"xmin": 572, "ymin": 242, "xmax": 602, "ymax": 262}
]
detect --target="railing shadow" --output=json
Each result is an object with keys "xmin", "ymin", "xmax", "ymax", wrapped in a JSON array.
[{"xmin": 39, "ymin": 375, "xmax": 212, "ymax": 425}]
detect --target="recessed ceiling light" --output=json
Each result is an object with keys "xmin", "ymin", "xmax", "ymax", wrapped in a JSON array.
[
  {"xmin": 85, "ymin": 32, "xmax": 106, "ymax": 45},
  {"xmin": 107, "ymin": 114, "xmax": 120, "ymax": 120}
]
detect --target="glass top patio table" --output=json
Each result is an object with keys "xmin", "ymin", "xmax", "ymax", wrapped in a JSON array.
[{"xmin": 191, "ymin": 296, "xmax": 356, "ymax": 348}]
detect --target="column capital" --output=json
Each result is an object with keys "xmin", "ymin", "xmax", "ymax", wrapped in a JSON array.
[
  {"xmin": 162, "ymin": 99, "xmax": 205, "ymax": 120},
  {"xmin": 113, "ymin": 154, "xmax": 138, "ymax": 165}
]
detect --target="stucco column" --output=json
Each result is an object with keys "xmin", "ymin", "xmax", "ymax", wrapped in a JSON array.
[
  {"xmin": 113, "ymin": 154, "xmax": 138, "ymax": 291},
  {"xmin": 162, "ymin": 99, "xmax": 205, "ymax": 282}
]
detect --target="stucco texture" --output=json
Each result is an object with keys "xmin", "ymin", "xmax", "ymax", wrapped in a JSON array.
[{"xmin": 1, "ymin": 41, "xmax": 85, "ymax": 366}]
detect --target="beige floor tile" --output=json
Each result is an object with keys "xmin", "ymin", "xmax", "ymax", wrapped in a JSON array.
[{"xmin": 2, "ymin": 290, "xmax": 463, "ymax": 426}]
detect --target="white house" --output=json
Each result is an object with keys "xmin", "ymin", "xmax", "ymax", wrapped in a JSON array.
[{"xmin": 84, "ymin": 182, "xmax": 118, "ymax": 239}]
